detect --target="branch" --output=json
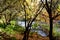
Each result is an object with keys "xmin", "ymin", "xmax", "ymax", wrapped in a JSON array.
[
  {"xmin": 0, "ymin": 6, "xmax": 9, "ymax": 13},
  {"xmin": 52, "ymin": 0, "xmax": 59, "ymax": 10},
  {"xmin": 23, "ymin": 0, "xmax": 27, "ymax": 27},
  {"xmin": 0, "ymin": 0, "xmax": 18, "ymax": 14},
  {"xmin": 45, "ymin": 0, "xmax": 50, "ymax": 11},
  {"xmin": 52, "ymin": 14, "xmax": 60, "ymax": 19},
  {"xmin": 27, "ymin": 0, "xmax": 45, "ymax": 26},
  {"xmin": 29, "ymin": 5, "xmax": 45, "ymax": 26}
]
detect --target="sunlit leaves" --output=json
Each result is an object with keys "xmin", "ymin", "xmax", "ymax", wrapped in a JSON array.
[
  {"xmin": 57, "ymin": 4, "xmax": 60, "ymax": 12},
  {"xmin": 10, "ymin": 20, "xmax": 16, "ymax": 25}
]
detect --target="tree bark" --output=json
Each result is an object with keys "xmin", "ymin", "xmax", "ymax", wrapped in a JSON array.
[
  {"xmin": 48, "ymin": 7, "xmax": 53, "ymax": 40},
  {"xmin": 23, "ymin": 25, "xmax": 31, "ymax": 40},
  {"xmin": 49, "ymin": 17, "xmax": 53, "ymax": 40}
]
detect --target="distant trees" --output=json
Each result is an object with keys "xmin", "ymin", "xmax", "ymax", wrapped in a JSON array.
[{"xmin": 0, "ymin": 0, "xmax": 21, "ymax": 28}]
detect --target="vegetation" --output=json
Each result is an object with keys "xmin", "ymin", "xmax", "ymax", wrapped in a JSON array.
[{"xmin": 0, "ymin": 0, "xmax": 60, "ymax": 40}]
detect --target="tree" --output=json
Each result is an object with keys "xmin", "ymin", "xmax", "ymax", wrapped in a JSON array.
[
  {"xmin": 0, "ymin": 0, "xmax": 21, "ymax": 28},
  {"xmin": 22, "ymin": 0, "xmax": 45, "ymax": 40},
  {"xmin": 22, "ymin": 0, "xmax": 60, "ymax": 40},
  {"xmin": 42, "ymin": 0, "xmax": 60, "ymax": 40}
]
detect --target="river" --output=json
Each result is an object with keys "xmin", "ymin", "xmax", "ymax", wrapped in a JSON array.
[
  {"xmin": 17, "ymin": 21, "xmax": 48, "ymax": 37},
  {"xmin": 17, "ymin": 21, "xmax": 60, "ymax": 37}
]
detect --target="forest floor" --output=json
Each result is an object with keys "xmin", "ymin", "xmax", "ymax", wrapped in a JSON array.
[{"xmin": 14, "ymin": 32, "xmax": 49, "ymax": 40}]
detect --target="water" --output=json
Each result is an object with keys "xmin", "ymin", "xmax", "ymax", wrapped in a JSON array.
[
  {"xmin": 38, "ymin": 30, "xmax": 48, "ymax": 36},
  {"xmin": 17, "ymin": 21, "xmax": 60, "ymax": 37},
  {"xmin": 57, "ymin": 28, "xmax": 60, "ymax": 32},
  {"xmin": 17, "ymin": 21, "xmax": 35, "ymax": 27},
  {"xmin": 17, "ymin": 21, "xmax": 48, "ymax": 37},
  {"xmin": 18, "ymin": 21, "xmax": 25, "ymax": 27},
  {"xmin": 31, "ymin": 29, "xmax": 48, "ymax": 37}
]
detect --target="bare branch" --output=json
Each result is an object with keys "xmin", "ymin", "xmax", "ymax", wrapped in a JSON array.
[
  {"xmin": 27, "ymin": 0, "xmax": 45, "ymax": 25},
  {"xmin": 29, "ymin": 5, "xmax": 45, "ymax": 26},
  {"xmin": 45, "ymin": 0, "xmax": 50, "ymax": 11},
  {"xmin": 52, "ymin": 13, "xmax": 60, "ymax": 19}
]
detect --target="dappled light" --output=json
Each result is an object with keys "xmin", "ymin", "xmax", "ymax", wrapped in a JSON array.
[{"xmin": 0, "ymin": 0, "xmax": 60, "ymax": 40}]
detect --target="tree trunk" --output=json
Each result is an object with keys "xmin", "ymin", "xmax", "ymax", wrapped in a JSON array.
[
  {"xmin": 23, "ymin": 25, "xmax": 31, "ymax": 40},
  {"xmin": 49, "ymin": 16, "xmax": 53, "ymax": 40}
]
